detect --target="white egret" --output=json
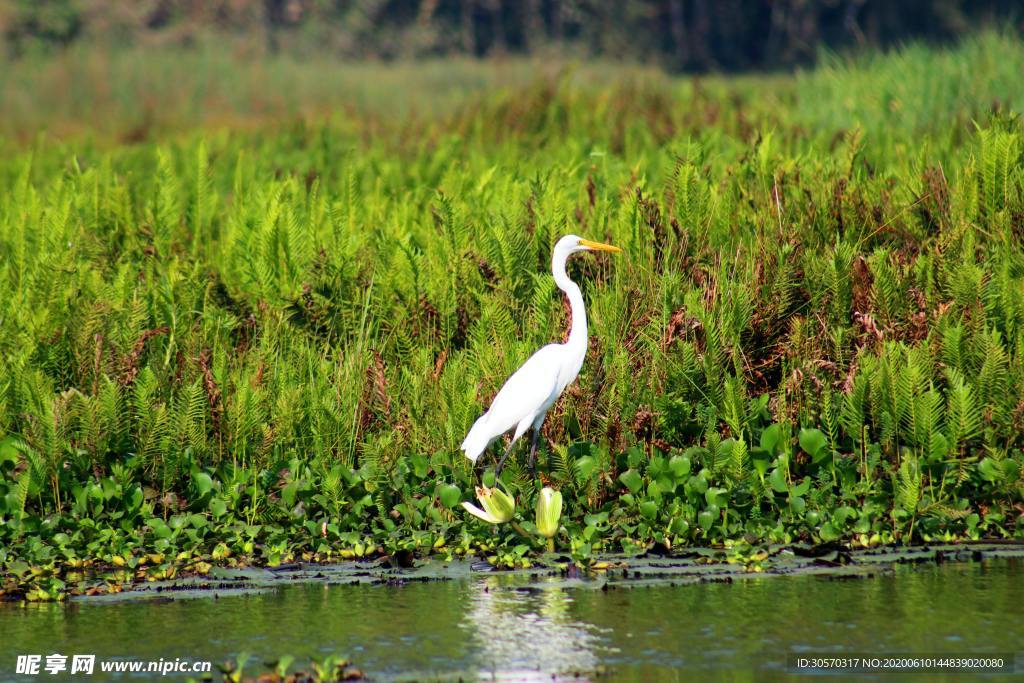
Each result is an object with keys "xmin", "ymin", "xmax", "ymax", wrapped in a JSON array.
[{"xmin": 461, "ymin": 234, "xmax": 621, "ymax": 474}]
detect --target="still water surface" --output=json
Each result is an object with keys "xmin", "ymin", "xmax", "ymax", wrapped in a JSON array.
[{"xmin": 3, "ymin": 559, "xmax": 1022, "ymax": 682}]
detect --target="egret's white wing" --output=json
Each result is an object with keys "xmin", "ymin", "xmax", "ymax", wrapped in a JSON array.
[{"xmin": 479, "ymin": 343, "xmax": 565, "ymax": 437}]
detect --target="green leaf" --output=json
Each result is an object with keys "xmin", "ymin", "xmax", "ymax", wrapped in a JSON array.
[
  {"xmin": 833, "ymin": 506, "xmax": 856, "ymax": 527},
  {"xmin": 798, "ymin": 428, "xmax": 829, "ymax": 462},
  {"xmin": 410, "ymin": 453, "xmax": 429, "ymax": 479},
  {"xmin": 192, "ymin": 472, "xmax": 214, "ymax": 497},
  {"xmin": 697, "ymin": 510, "xmax": 715, "ymax": 530},
  {"xmin": 705, "ymin": 487, "xmax": 729, "ymax": 508},
  {"xmin": 626, "ymin": 447, "xmax": 645, "ymax": 469},
  {"xmin": 1000, "ymin": 460, "xmax": 1020, "ymax": 482},
  {"xmin": 281, "ymin": 481, "xmax": 299, "ymax": 507},
  {"xmin": 769, "ymin": 467, "xmax": 789, "ymax": 493},
  {"xmin": 584, "ymin": 511, "xmax": 609, "ymax": 526},
  {"xmin": 127, "ymin": 487, "xmax": 143, "ymax": 512},
  {"xmin": 668, "ymin": 455, "xmax": 691, "ymax": 479},
  {"xmin": 928, "ymin": 433, "xmax": 949, "ymax": 462},
  {"xmin": 760, "ymin": 423, "xmax": 782, "ymax": 455},
  {"xmin": 750, "ymin": 448, "xmax": 771, "ymax": 477},
  {"xmin": 210, "ymin": 497, "xmax": 227, "ymax": 518},
  {"xmin": 792, "ymin": 477, "xmax": 810, "ymax": 497},
  {"xmin": 647, "ymin": 455, "xmax": 667, "ymax": 478},
  {"xmin": 619, "ymin": 469, "xmax": 643, "ymax": 494},
  {"xmin": 438, "ymin": 484, "xmax": 462, "ymax": 509},
  {"xmin": 671, "ymin": 517, "xmax": 690, "ymax": 535},
  {"xmin": 148, "ymin": 518, "xmax": 172, "ymax": 539},
  {"xmin": 575, "ymin": 456, "xmax": 597, "ymax": 482},
  {"xmin": 275, "ymin": 655, "xmax": 295, "ymax": 677},
  {"xmin": 0, "ymin": 436, "xmax": 22, "ymax": 467},
  {"xmin": 819, "ymin": 522, "xmax": 841, "ymax": 542},
  {"xmin": 977, "ymin": 458, "xmax": 1002, "ymax": 483}
]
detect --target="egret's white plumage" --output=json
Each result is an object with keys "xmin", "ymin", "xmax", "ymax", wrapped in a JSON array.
[{"xmin": 461, "ymin": 234, "xmax": 620, "ymax": 470}]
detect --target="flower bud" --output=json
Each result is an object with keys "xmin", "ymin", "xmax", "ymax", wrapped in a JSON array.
[
  {"xmin": 535, "ymin": 487, "xmax": 562, "ymax": 538},
  {"xmin": 461, "ymin": 485, "xmax": 515, "ymax": 524}
]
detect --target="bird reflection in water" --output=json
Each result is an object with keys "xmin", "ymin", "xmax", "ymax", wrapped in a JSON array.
[{"xmin": 462, "ymin": 576, "xmax": 610, "ymax": 681}]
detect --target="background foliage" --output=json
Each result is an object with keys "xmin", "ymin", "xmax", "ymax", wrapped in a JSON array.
[
  {"xmin": 1, "ymin": 0, "xmax": 1021, "ymax": 69},
  {"xmin": 1, "ymin": 31, "xmax": 1023, "ymax": 599}
]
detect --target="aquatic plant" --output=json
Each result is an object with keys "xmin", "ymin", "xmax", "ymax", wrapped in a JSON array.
[
  {"xmin": 462, "ymin": 486, "xmax": 516, "ymax": 525},
  {"xmin": 204, "ymin": 652, "xmax": 364, "ymax": 683},
  {"xmin": 535, "ymin": 487, "xmax": 563, "ymax": 550}
]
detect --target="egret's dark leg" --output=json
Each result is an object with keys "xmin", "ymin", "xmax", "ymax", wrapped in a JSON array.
[
  {"xmin": 527, "ymin": 429, "xmax": 541, "ymax": 476},
  {"xmin": 494, "ymin": 440, "xmax": 517, "ymax": 477}
]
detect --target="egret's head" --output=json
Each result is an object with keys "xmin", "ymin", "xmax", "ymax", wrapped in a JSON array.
[{"xmin": 556, "ymin": 234, "xmax": 622, "ymax": 256}]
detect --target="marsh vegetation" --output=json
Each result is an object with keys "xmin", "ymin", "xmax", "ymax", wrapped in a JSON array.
[{"xmin": 1, "ymin": 33, "xmax": 1023, "ymax": 603}]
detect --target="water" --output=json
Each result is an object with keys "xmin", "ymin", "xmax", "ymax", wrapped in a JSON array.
[{"xmin": 2, "ymin": 559, "xmax": 1022, "ymax": 682}]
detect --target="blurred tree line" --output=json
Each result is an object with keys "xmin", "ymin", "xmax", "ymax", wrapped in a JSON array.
[{"xmin": 1, "ymin": 0, "xmax": 1020, "ymax": 70}]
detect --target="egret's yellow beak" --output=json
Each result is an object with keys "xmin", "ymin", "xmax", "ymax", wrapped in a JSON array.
[{"xmin": 579, "ymin": 238, "xmax": 622, "ymax": 253}]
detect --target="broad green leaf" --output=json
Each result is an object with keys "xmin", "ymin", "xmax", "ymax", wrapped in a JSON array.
[
  {"xmin": 619, "ymin": 469, "xmax": 643, "ymax": 494},
  {"xmin": 438, "ymin": 484, "xmax": 462, "ymax": 509}
]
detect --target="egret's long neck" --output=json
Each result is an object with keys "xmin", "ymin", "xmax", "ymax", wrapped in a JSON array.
[{"xmin": 553, "ymin": 252, "xmax": 587, "ymax": 357}]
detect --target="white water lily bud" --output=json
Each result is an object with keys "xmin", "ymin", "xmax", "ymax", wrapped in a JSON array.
[
  {"xmin": 535, "ymin": 487, "xmax": 562, "ymax": 538},
  {"xmin": 461, "ymin": 485, "xmax": 516, "ymax": 524}
]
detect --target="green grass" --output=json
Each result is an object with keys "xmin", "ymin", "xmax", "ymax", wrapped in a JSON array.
[{"xmin": 1, "ymin": 33, "xmax": 1023, "ymax": 601}]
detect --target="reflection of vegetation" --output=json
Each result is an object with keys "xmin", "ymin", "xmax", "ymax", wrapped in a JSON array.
[{"xmin": 1, "ymin": 34, "xmax": 1024, "ymax": 602}]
